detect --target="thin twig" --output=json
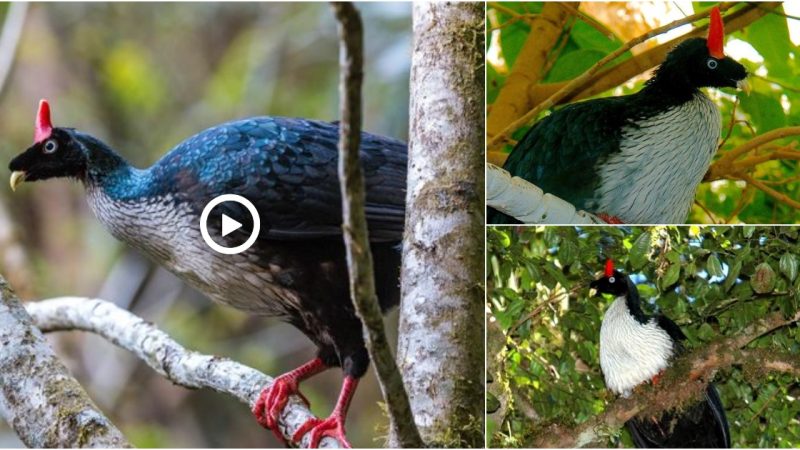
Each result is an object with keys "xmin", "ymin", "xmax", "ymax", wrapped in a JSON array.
[
  {"xmin": 0, "ymin": 2, "xmax": 27, "ymax": 96},
  {"xmin": 739, "ymin": 173, "xmax": 800, "ymax": 209},
  {"xmin": 330, "ymin": 3, "xmax": 423, "ymax": 448}
]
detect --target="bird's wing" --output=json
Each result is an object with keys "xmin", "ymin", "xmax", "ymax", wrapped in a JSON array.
[
  {"xmin": 502, "ymin": 96, "xmax": 631, "ymax": 210},
  {"xmin": 163, "ymin": 117, "xmax": 406, "ymax": 243},
  {"xmin": 655, "ymin": 314, "xmax": 687, "ymax": 351}
]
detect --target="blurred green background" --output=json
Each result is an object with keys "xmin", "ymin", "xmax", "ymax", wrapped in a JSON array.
[
  {"xmin": 0, "ymin": 2, "xmax": 411, "ymax": 447},
  {"xmin": 487, "ymin": 225, "xmax": 800, "ymax": 447},
  {"xmin": 487, "ymin": 2, "xmax": 800, "ymax": 224}
]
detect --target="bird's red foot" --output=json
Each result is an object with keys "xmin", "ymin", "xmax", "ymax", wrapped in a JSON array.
[
  {"xmin": 253, "ymin": 374, "xmax": 308, "ymax": 441},
  {"xmin": 292, "ymin": 414, "xmax": 351, "ymax": 448},
  {"xmin": 252, "ymin": 358, "xmax": 328, "ymax": 443},
  {"xmin": 650, "ymin": 370, "xmax": 665, "ymax": 386},
  {"xmin": 596, "ymin": 213, "xmax": 625, "ymax": 224}
]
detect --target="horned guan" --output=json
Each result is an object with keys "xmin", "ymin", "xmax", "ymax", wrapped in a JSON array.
[
  {"xmin": 9, "ymin": 99, "xmax": 407, "ymax": 447},
  {"xmin": 591, "ymin": 260, "xmax": 730, "ymax": 448},
  {"xmin": 488, "ymin": 6, "xmax": 749, "ymax": 225}
]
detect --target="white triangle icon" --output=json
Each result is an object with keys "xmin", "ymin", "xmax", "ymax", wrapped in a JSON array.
[{"xmin": 221, "ymin": 214, "xmax": 243, "ymax": 237}]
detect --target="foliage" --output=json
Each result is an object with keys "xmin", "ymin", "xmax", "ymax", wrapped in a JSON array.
[
  {"xmin": 487, "ymin": 2, "xmax": 800, "ymax": 224},
  {"xmin": 487, "ymin": 226, "xmax": 800, "ymax": 447}
]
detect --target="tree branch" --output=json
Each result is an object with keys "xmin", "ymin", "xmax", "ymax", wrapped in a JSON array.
[
  {"xmin": 24, "ymin": 296, "xmax": 342, "ymax": 448},
  {"xmin": 330, "ymin": 3, "xmax": 423, "ymax": 448},
  {"xmin": 530, "ymin": 310, "xmax": 800, "ymax": 448},
  {"xmin": 0, "ymin": 283, "xmax": 130, "ymax": 448},
  {"xmin": 486, "ymin": 163, "xmax": 602, "ymax": 224},
  {"xmin": 487, "ymin": 2, "xmax": 575, "ymax": 137}
]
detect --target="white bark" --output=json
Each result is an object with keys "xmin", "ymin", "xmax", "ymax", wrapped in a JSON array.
[
  {"xmin": 486, "ymin": 163, "xmax": 602, "ymax": 224},
  {"xmin": 24, "ymin": 297, "xmax": 342, "ymax": 448},
  {"xmin": 394, "ymin": 2, "xmax": 484, "ymax": 447},
  {"xmin": 0, "ymin": 283, "xmax": 129, "ymax": 448}
]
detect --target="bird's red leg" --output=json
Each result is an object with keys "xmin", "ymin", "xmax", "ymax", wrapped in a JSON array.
[
  {"xmin": 596, "ymin": 213, "xmax": 625, "ymax": 224},
  {"xmin": 252, "ymin": 358, "xmax": 329, "ymax": 442},
  {"xmin": 292, "ymin": 376, "xmax": 358, "ymax": 448}
]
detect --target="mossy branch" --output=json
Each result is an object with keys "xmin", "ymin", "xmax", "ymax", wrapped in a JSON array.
[{"xmin": 330, "ymin": 3, "xmax": 423, "ymax": 448}]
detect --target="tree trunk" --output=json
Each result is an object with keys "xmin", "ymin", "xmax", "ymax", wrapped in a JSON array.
[
  {"xmin": 393, "ymin": 2, "xmax": 485, "ymax": 447},
  {"xmin": 0, "ymin": 279, "xmax": 130, "ymax": 448}
]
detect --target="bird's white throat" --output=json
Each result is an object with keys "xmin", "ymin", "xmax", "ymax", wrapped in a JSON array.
[{"xmin": 599, "ymin": 296, "xmax": 674, "ymax": 397}]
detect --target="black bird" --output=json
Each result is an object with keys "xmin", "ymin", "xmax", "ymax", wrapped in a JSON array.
[
  {"xmin": 489, "ymin": 6, "xmax": 749, "ymax": 224},
  {"xmin": 591, "ymin": 260, "xmax": 730, "ymax": 448},
  {"xmin": 9, "ymin": 99, "xmax": 407, "ymax": 447}
]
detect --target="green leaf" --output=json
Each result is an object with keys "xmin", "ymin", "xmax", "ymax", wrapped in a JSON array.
[
  {"xmin": 661, "ymin": 263, "xmax": 681, "ymax": 290},
  {"xmin": 779, "ymin": 253, "xmax": 798, "ymax": 282},
  {"xmin": 546, "ymin": 49, "xmax": 606, "ymax": 83},
  {"xmin": 739, "ymin": 91, "xmax": 786, "ymax": 133},
  {"xmin": 751, "ymin": 262, "xmax": 777, "ymax": 294},
  {"xmin": 629, "ymin": 231, "xmax": 652, "ymax": 270},
  {"xmin": 707, "ymin": 254, "xmax": 724, "ymax": 278},
  {"xmin": 723, "ymin": 260, "xmax": 742, "ymax": 293},
  {"xmin": 740, "ymin": 6, "xmax": 793, "ymax": 80}
]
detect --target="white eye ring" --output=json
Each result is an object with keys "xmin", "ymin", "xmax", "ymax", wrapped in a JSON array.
[
  {"xmin": 609, "ymin": 276, "xmax": 616, "ymax": 283},
  {"xmin": 43, "ymin": 139, "xmax": 58, "ymax": 154},
  {"xmin": 707, "ymin": 59, "xmax": 718, "ymax": 70}
]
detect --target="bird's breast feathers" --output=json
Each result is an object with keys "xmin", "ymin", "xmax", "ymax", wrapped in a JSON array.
[
  {"xmin": 592, "ymin": 93, "xmax": 721, "ymax": 223},
  {"xmin": 600, "ymin": 297, "xmax": 675, "ymax": 396}
]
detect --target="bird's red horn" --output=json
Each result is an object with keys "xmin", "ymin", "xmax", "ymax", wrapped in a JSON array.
[
  {"xmin": 707, "ymin": 6, "xmax": 725, "ymax": 59},
  {"xmin": 605, "ymin": 259, "xmax": 614, "ymax": 277},
  {"xmin": 34, "ymin": 99, "xmax": 53, "ymax": 143}
]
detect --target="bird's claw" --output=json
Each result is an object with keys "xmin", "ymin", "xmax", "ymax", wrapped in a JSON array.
[
  {"xmin": 253, "ymin": 375, "xmax": 309, "ymax": 442},
  {"xmin": 292, "ymin": 414, "xmax": 351, "ymax": 448}
]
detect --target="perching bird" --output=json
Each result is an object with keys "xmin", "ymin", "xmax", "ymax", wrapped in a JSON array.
[
  {"xmin": 488, "ymin": 6, "xmax": 749, "ymax": 225},
  {"xmin": 9, "ymin": 99, "xmax": 407, "ymax": 448},
  {"xmin": 591, "ymin": 260, "xmax": 730, "ymax": 448}
]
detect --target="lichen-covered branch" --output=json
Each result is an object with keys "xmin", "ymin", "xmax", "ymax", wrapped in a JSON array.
[
  {"xmin": 0, "ymin": 283, "xmax": 130, "ymax": 448},
  {"xmin": 530, "ymin": 310, "xmax": 800, "ymax": 448},
  {"xmin": 394, "ymin": 2, "xmax": 484, "ymax": 447},
  {"xmin": 24, "ymin": 297, "xmax": 341, "ymax": 448},
  {"xmin": 330, "ymin": 3, "xmax": 423, "ymax": 448},
  {"xmin": 487, "ymin": 163, "xmax": 602, "ymax": 224}
]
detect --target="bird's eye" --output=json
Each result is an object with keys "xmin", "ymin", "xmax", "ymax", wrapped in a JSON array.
[
  {"xmin": 707, "ymin": 59, "xmax": 718, "ymax": 70},
  {"xmin": 609, "ymin": 276, "xmax": 616, "ymax": 283},
  {"xmin": 43, "ymin": 140, "xmax": 58, "ymax": 154}
]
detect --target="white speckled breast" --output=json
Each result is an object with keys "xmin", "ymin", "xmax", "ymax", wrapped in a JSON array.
[
  {"xmin": 86, "ymin": 186, "xmax": 298, "ymax": 317},
  {"xmin": 599, "ymin": 297, "xmax": 674, "ymax": 397},
  {"xmin": 593, "ymin": 92, "xmax": 720, "ymax": 224}
]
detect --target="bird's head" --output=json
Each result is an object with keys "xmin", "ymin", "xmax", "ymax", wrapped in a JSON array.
[
  {"xmin": 590, "ymin": 259, "xmax": 631, "ymax": 297},
  {"xmin": 651, "ymin": 7, "xmax": 749, "ymax": 94},
  {"xmin": 9, "ymin": 99, "xmax": 90, "ymax": 190}
]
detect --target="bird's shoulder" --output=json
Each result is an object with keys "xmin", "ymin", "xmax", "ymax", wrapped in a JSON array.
[{"xmin": 502, "ymin": 95, "xmax": 636, "ymax": 207}]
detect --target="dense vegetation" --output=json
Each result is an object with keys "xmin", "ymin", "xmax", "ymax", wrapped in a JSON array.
[{"xmin": 487, "ymin": 226, "xmax": 800, "ymax": 447}]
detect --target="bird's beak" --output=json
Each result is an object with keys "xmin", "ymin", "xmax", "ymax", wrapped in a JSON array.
[
  {"xmin": 589, "ymin": 287, "xmax": 598, "ymax": 297},
  {"xmin": 736, "ymin": 79, "xmax": 751, "ymax": 95},
  {"xmin": 10, "ymin": 171, "xmax": 26, "ymax": 192}
]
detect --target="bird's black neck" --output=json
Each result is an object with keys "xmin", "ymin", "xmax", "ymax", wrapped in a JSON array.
[
  {"xmin": 623, "ymin": 277, "xmax": 649, "ymax": 325},
  {"xmin": 75, "ymin": 132, "xmax": 151, "ymax": 200},
  {"xmin": 641, "ymin": 58, "xmax": 701, "ymax": 105}
]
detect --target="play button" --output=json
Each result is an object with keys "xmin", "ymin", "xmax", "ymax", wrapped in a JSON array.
[
  {"xmin": 199, "ymin": 194, "xmax": 261, "ymax": 255},
  {"xmin": 221, "ymin": 214, "xmax": 242, "ymax": 237}
]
